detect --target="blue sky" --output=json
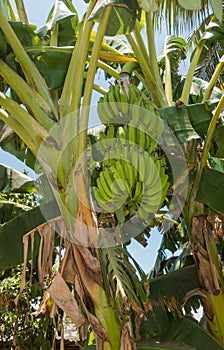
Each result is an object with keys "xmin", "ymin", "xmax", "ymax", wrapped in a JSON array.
[{"xmin": 0, "ymin": 0, "xmax": 165, "ymax": 273}]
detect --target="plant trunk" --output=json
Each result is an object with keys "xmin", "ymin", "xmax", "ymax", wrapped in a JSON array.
[{"xmin": 191, "ymin": 215, "xmax": 224, "ymax": 344}]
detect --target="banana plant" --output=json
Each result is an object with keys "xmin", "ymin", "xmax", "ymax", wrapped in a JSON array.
[{"xmin": 1, "ymin": 0, "xmax": 224, "ymax": 349}]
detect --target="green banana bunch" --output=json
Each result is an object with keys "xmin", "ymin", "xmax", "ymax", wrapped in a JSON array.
[
  {"xmin": 92, "ymin": 145, "xmax": 169, "ymax": 223},
  {"xmin": 131, "ymin": 97, "xmax": 164, "ymax": 140},
  {"xmin": 97, "ymin": 84, "xmax": 140, "ymax": 125}
]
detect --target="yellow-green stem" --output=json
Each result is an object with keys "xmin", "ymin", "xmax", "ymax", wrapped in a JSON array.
[
  {"xmin": 203, "ymin": 59, "xmax": 224, "ymax": 102},
  {"xmin": 0, "ymin": 109, "xmax": 37, "ymax": 155},
  {"xmin": 180, "ymin": 40, "xmax": 205, "ymax": 104},
  {"xmin": 126, "ymin": 33, "xmax": 168, "ymax": 108},
  {"xmin": 192, "ymin": 95, "xmax": 224, "ymax": 200},
  {"xmin": 7, "ymin": 0, "xmax": 17, "ymax": 20},
  {"xmin": 0, "ymin": 60, "xmax": 55, "ymax": 131},
  {"xmin": 93, "ymin": 84, "xmax": 107, "ymax": 95},
  {"xmin": 146, "ymin": 11, "xmax": 164, "ymax": 92},
  {"xmin": 49, "ymin": 23, "xmax": 59, "ymax": 107},
  {"xmin": 165, "ymin": 55, "xmax": 173, "ymax": 106},
  {"xmin": 60, "ymin": 0, "xmax": 97, "ymax": 119},
  {"xmin": 78, "ymin": 6, "xmax": 112, "ymax": 161},
  {"xmin": 88, "ymin": 56, "xmax": 120, "ymax": 80},
  {"xmin": 15, "ymin": 0, "xmax": 28, "ymax": 23},
  {"xmin": 0, "ymin": 92, "xmax": 48, "ymax": 147},
  {"xmin": 133, "ymin": 23, "xmax": 150, "ymax": 65},
  {"xmin": 207, "ymin": 292, "xmax": 224, "ymax": 345},
  {"xmin": 0, "ymin": 12, "xmax": 58, "ymax": 118}
]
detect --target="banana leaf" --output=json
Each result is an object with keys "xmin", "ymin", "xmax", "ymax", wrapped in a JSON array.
[
  {"xmin": 89, "ymin": 0, "xmax": 140, "ymax": 36},
  {"xmin": 158, "ymin": 102, "xmax": 224, "ymax": 158},
  {"xmin": 27, "ymin": 47, "xmax": 72, "ymax": 89},
  {"xmin": 138, "ymin": 318, "xmax": 224, "ymax": 350},
  {"xmin": 0, "ymin": 200, "xmax": 60, "ymax": 270},
  {"xmin": 196, "ymin": 168, "xmax": 224, "ymax": 214},
  {"xmin": 0, "ymin": 201, "xmax": 30, "ymax": 224},
  {"xmin": 36, "ymin": 0, "xmax": 78, "ymax": 46},
  {"xmin": 140, "ymin": 265, "xmax": 200, "ymax": 338}
]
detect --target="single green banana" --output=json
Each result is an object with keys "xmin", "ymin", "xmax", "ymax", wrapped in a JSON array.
[
  {"xmin": 119, "ymin": 85, "xmax": 129, "ymax": 116},
  {"xmin": 115, "ymin": 161, "xmax": 126, "ymax": 181},
  {"xmin": 131, "ymin": 149, "xmax": 139, "ymax": 182},
  {"xmin": 138, "ymin": 128, "xmax": 146, "ymax": 149},
  {"xmin": 96, "ymin": 177, "xmax": 112, "ymax": 203},
  {"xmin": 110, "ymin": 165, "xmax": 128, "ymax": 194},
  {"xmin": 138, "ymin": 152, "xmax": 145, "ymax": 182},
  {"xmin": 93, "ymin": 187, "xmax": 112, "ymax": 212},
  {"xmin": 128, "ymin": 84, "xmax": 137, "ymax": 104},
  {"xmin": 99, "ymin": 171, "xmax": 114, "ymax": 199},
  {"xmin": 114, "ymin": 84, "xmax": 121, "ymax": 103},
  {"xmin": 97, "ymin": 98, "xmax": 113, "ymax": 124},
  {"xmin": 107, "ymin": 124, "xmax": 115, "ymax": 139},
  {"xmin": 132, "ymin": 181, "xmax": 143, "ymax": 202},
  {"xmin": 131, "ymin": 97, "xmax": 143, "ymax": 125},
  {"xmin": 128, "ymin": 125, "xmax": 137, "ymax": 145},
  {"xmin": 108, "ymin": 85, "xmax": 120, "ymax": 118}
]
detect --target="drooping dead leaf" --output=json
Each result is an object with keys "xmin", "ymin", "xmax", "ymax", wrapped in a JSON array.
[
  {"xmin": 14, "ymin": 233, "xmax": 29, "ymax": 306},
  {"xmin": 48, "ymin": 272, "xmax": 85, "ymax": 327},
  {"xmin": 75, "ymin": 165, "xmax": 98, "ymax": 247},
  {"xmin": 76, "ymin": 244, "xmax": 101, "ymax": 274},
  {"xmin": 72, "ymin": 244, "xmax": 103, "ymax": 299},
  {"xmin": 37, "ymin": 221, "xmax": 56, "ymax": 285},
  {"xmin": 192, "ymin": 216, "xmax": 221, "ymax": 295},
  {"xmin": 61, "ymin": 243, "xmax": 77, "ymax": 285},
  {"xmin": 120, "ymin": 325, "xmax": 136, "ymax": 350}
]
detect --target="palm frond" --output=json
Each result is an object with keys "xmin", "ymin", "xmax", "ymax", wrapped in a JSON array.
[
  {"xmin": 195, "ymin": 42, "xmax": 224, "ymax": 89},
  {"xmin": 153, "ymin": 0, "xmax": 211, "ymax": 35}
]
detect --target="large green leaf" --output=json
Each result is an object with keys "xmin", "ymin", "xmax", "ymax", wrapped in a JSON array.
[
  {"xmin": 138, "ymin": 318, "xmax": 224, "ymax": 350},
  {"xmin": 89, "ymin": 0, "xmax": 140, "ymax": 36},
  {"xmin": 0, "ymin": 200, "xmax": 60, "ymax": 270},
  {"xmin": 196, "ymin": 168, "xmax": 224, "ymax": 214},
  {"xmin": 159, "ymin": 102, "xmax": 224, "ymax": 158},
  {"xmin": 37, "ymin": 0, "xmax": 78, "ymax": 46},
  {"xmin": 0, "ymin": 201, "xmax": 30, "ymax": 224},
  {"xmin": 140, "ymin": 266, "xmax": 199, "ymax": 338},
  {"xmin": 0, "ymin": 163, "xmax": 33, "ymax": 192},
  {"xmin": 158, "ymin": 105, "xmax": 200, "ymax": 144},
  {"xmin": 27, "ymin": 47, "xmax": 72, "ymax": 89}
]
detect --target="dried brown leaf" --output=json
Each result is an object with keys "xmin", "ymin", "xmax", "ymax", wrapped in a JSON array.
[
  {"xmin": 15, "ymin": 234, "xmax": 29, "ymax": 306},
  {"xmin": 120, "ymin": 325, "xmax": 136, "ymax": 350},
  {"xmin": 48, "ymin": 272, "xmax": 85, "ymax": 327},
  {"xmin": 61, "ymin": 243, "xmax": 77, "ymax": 285},
  {"xmin": 73, "ymin": 244, "xmax": 103, "ymax": 299}
]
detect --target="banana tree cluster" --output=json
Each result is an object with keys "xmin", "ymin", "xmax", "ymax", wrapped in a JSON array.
[{"xmin": 0, "ymin": 0, "xmax": 224, "ymax": 349}]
